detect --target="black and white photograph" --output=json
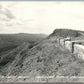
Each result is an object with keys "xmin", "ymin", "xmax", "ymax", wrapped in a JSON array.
[{"xmin": 0, "ymin": 1, "xmax": 84, "ymax": 83}]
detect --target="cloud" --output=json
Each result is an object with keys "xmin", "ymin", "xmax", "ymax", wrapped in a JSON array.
[
  {"xmin": 4, "ymin": 8, "xmax": 15, "ymax": 19},
  {"xmin": 0, "ymin": 4, "xmax": 15, "ymax": 22},
  {"xmin": 0, "ymin": 1, "xmax": 84, "ymax": 34}
]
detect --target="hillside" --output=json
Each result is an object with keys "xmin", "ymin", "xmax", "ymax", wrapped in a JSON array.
[
  {"xmin": 49, "ymin": 29, "xmax": 84, "ymax": 38},
  {"xmin": 1, "ymin": 29, "xmax": 84, "ymax": 77},
  {"xmin": 0, "ymin": 38, "xmax": 84, "ymax": 77},
  {"xmin": 0, "ymin": 42, "xmax": 30, "ymax": 75}
]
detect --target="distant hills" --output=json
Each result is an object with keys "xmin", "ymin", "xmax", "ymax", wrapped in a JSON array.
[{"xmin": 0, "ymin": 33, "xmax": 47, "ymax": 54}]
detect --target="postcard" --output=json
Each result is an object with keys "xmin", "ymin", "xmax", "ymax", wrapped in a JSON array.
[{"xmin": 0, "ymin": 1, "xmax": 84, "ymax": 83}]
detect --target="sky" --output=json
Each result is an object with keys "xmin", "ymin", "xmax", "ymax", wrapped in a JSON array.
[{"xmin": 0, "ymin": 1, "xmax": 84, "ymax": 34}]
